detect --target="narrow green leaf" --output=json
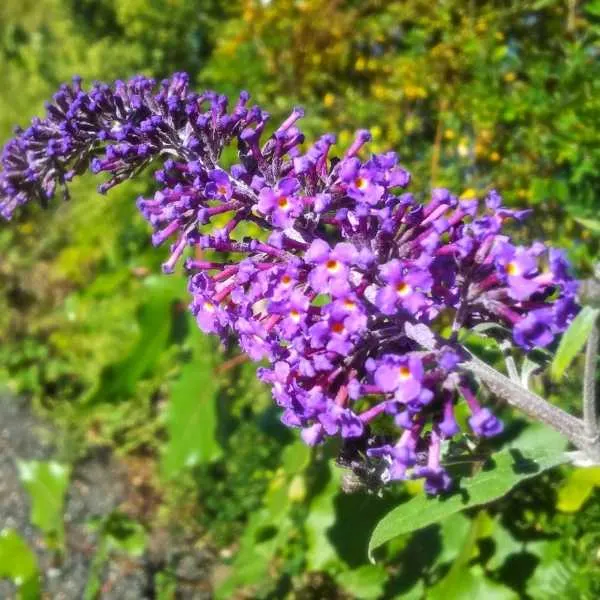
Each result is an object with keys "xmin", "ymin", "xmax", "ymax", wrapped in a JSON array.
[
  {"xmin": 551, "ymin": 306, "xmax": 599, "ymax": 381},
  {"xmin": 574, "ymin": 217, "xmax": 600, "ymax": 234},
  {"xmin": 368, "ymin": 426, "xmax": 568, "ymax": 558},
  {"xmin": 17, "ymin": 460, "xmax": 71, "ymax": 550},
  {"xmin": 0, "ymin": 528, "xmax": 40, "ymax": 600},
  {"xmin": 161, "ymin": 326, "xmax": 222, "ymax": 477}
]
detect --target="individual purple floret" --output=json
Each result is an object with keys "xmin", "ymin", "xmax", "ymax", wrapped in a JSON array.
[{"xmin": 0, "ymin": 73, "xmax": 580, "ymax": 495}]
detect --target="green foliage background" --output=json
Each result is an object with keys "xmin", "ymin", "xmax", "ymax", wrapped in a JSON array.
[{"xmin": 1, "ymin": 0, "xmax": 600, "ymax": 598}]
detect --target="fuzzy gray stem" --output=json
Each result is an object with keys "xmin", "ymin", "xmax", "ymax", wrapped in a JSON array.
[
  {"xmin": 404, "ymin": 320, "xmax": 600, "ymax": 459},
  {"xmin": 465, "ymin": 353, "xmax": 594, "ymax": 453},
  {"xmin": 583, "ymin": 317, "xmax": 599, "ymax": 440}
]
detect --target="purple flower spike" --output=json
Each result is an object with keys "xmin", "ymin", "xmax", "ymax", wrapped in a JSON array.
[{"xmin": 0, "ymin": 73, "xmax": 580, "ymax": 494}]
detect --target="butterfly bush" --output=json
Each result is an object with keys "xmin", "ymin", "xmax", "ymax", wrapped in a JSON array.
[{"xmin": 0, "ymin": 73, "xmax": 579, "ymax": 494}]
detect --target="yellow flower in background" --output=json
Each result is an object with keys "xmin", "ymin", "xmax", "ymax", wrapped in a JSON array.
[
  {"xmin": 372, "ymin": 84, "xmax": 388, "ymax": 99},
  {"xmin": 404, "ymin": 84, "xmax": 427, "ymax": 100},
  {"xmin": 323, "ymin": 93, "xmax": 335, "ymax": 107},
  {"xmin": 371, "ymin": 125, "xmax": 382, "ymax": 139},
  {"xmin": 460, "ymin": 188, "xmax": 478, "ymax": 200},
  {"xmin": 338, "ymin": 130, "xmax": 351, "ymax": 146},
  {"xmin": 457, "ymin": 138, "xmax": 470, "ymax": 157}
]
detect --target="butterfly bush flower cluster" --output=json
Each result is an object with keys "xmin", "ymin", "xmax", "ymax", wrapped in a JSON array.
[{"xmin": 0, "ymin": 73, "xmax": 579, "ymax": 494}]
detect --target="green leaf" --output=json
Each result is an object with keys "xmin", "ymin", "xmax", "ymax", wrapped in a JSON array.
[
  {"xmin": 584, "ymin": 0, "xmax": 600, "ymax": 17},
  {"xmin": 551, "ymin": 306, "xmax": 599, "ymax": 381},
  {"xmin": 336, "ymin": 565, "xmax": 389, "ymax": 600},
  {"xmin": 526, "ymin": 539, "xmax": 574, "ymax": 597},
  {"xmin": 368, "ymin": 426, "xmax": 568, "ymax": 558},
  {"xmin": 0, "ymin": 529, "xmax": 40, "ymax": 600},
  {"xmin": 556, "ymin": 466, "xmax": 600, "ymax": 513},
  {"xmin": 84, "ymin": 512, "xmax": 147, "ymax": 600},
  {"xmin": 87, "ymin": 275, "xmax": 185, "ymax": 405},
  {"xmin": 17, "ymin": 460, "xmax": 71, "ymax": 550},
  {"xmin": 161, "ymin": 325, "xmax": 222, "ymax": 477},
  {"xmin": 305, "ymin": 465, "xmax": 343, "ymax": 572},
  {"xmin": 154, "ymin": 571, "xmax": 177, "ymax": 600},
  {"xmin": 484, "ymin": 520, "xmax": 523, "ymax": 570},
  {"xmin": 214, "ymin": 509, "xmax": 292, "ymax": 600},
  {"xmin": 574, "ymin": 217, "xmax": 600, "ymax": 234},
  {"xmin": 428, "ymin": 513, "xmax": 518, "ymax": 600},
  {"xmin": 436, "ymin": 513, "xmax": 473, "ymax": 565}
]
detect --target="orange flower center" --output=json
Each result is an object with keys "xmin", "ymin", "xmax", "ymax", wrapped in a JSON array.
[
  {"xmin": 354, "ymin": 177, "xmax": 368, "ymax": 190},
  {"xmin": 281, "ymin": 274, "xmax": 292, "ymax": 285},
  {"xmin": 506, "ymin": 261, "xmax": 520, "ymax": 276},
  {"xmin": 331, "ymin": 322, "xmax": 345, "ymax": 334},
  {"xmin": 396, "ymin": 282, "xmax": 411, "ymax": 296},
  {"xmin": 217, "ymin": 184, "xmax": 228, "ymax": 196},
  {"xmin": 343, "ymin": 299, "xmax": 356, "ymax": 310},
  {"xmin": 398, "ymin": 366, "xmax": 412, "ymax": 380},
  {"xmin": 326, "ymin": 259, "xmax": 340, "ymax": 273},
  {"xmin": 278, "ymin": 196, "xmax": 290, "ymax": 209}
]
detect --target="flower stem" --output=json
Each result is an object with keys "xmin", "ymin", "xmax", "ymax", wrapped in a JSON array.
[
  {"xmin": 465, "ymin": 353, "xmax": 595, "ymax": 455},
  {"xmin": 583, "ymin": 315, "xmax": 599, "ymax": 441}
]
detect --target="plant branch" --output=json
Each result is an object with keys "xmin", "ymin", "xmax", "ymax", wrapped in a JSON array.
[
  {"xmin": 583, "ymin": 315, "xmax": 599, "ymax": 440},
  {"xmin": 405, "ymin": 321, "xmax": 597, "ymax": 455},
  {"xmin": 465, "ymin": 353, "xmax": 595, "ymax": 455}
]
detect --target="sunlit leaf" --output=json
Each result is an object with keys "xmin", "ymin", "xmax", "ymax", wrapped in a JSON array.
[
  {"xmin": 17, "ymin": 460, "xmax": 71, "ymax": 550},
  {"xmin": 556, "ymin": 466, "xmax": 600, "ymax": 513},
  {"xmin": 0, "ymin": 529, "xmax": 40, "ymax": 600},
  {"xmin": 550, "ymin": 306, "xmax": 599, "ymax": 381},
  {"xmin": 161, "ymin": 325, "xmax": 222, "ymax": 477},
  {"xmin": 368, "ymin": 426, "xmax": 568, "ymax": 557},
  {"xmin": 574, "ymin": 217, "xmax": 600, "ymax": 234}
]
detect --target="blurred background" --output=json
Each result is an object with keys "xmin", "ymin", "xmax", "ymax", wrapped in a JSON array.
[{"xmin": 1, "ymin": 0, "xmax": 600, "ymax": 598}]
